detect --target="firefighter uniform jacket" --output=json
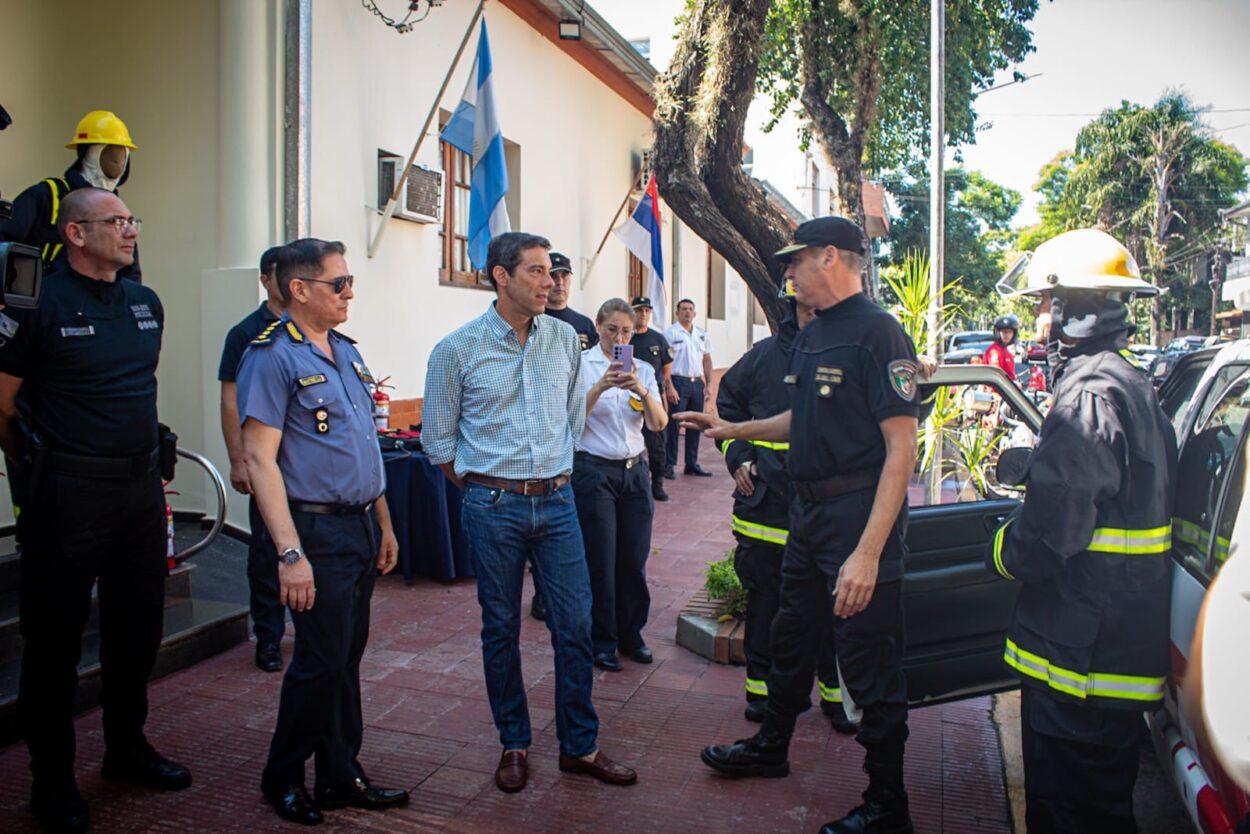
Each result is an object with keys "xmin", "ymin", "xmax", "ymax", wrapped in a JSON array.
[
  {"xmin": 987, "ymin": 336, "xmax": 1177, "ymax": 710},
  {"xmin": 0, "ymin": 170, "xmax": 142, "ymax": 282},
  {"xmin": 714, "ymin": 316, "xmax": 800, "ymax": 546}
]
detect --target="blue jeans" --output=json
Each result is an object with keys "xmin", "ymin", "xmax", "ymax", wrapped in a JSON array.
[{"xmin": 461, "ymin": 482, "xmax": 598, "ymax": 756}]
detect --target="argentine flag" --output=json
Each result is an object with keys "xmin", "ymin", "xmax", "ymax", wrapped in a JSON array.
[
  {"xmin": 614, "ymin": 175, "xmax": 668, "ymax": 328},
  {"xmin": 440, "ymin": 20, "xmax": 510, "ymax": 271}
]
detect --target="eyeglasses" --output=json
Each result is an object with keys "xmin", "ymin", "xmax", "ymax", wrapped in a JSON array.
[
  {"xmin": 75, "ymin": 216, "xmax": 142, "ymax": 232},
  {"xmin": 295, "ymin": 274, "xmax": 355, "ymax": 294}
]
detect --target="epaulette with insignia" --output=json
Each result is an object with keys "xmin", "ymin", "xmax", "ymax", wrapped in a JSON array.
[
  {"xmin": 250, "ymin": 319, "xmax": 284, "ymax": 346},
  {"xmin": 331, "ymin": 329, "xmax": 357, "ymax": 344}
]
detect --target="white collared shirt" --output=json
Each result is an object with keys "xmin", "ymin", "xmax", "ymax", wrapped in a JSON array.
[
  {"xmin": 664, "ymin": 322, "xmax": 712, "ymax": 378},
  {"xmin": 577, "ymin": 346, "xmax": 660, "ymax": 460}
]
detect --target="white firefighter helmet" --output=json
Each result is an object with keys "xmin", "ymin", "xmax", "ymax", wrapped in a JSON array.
[{"xmin": 996, "ymin": 228, "xmax": 1158, "ymax": 298}]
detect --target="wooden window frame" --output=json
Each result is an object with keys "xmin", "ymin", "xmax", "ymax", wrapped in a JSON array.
[{"xmin": 439, "ymin": 140, "xmax": 490, "ymax": 290}]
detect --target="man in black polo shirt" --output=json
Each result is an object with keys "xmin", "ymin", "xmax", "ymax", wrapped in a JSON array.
[
  {"xmin": 679, "ymin": 217, "xmax": 920, "ymax": 834},
  {"xmin": 544, "ymin": 252, "xmax": 597, "ymax": 350},
  {"xmin": 219, "ymin": 244, "xmax": 288, "ymax": 672},
  {"xmin": 0, "ymin": 188, "xmax": 191, "ymax": 834},
  {"xmin": 629, "ymin": 295, "xmax": 676, "ymax": 501}
]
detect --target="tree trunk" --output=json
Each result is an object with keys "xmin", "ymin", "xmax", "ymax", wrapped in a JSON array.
[{"xmin": 651, "ymin": 0, "xmax": 793, "ymax": 333}]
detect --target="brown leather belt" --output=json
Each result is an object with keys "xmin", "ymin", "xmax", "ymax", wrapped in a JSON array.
[
  {"xmin": 792, "ymin": 468, "xmax": 881, "ymax": 502},
  {"xmin": 465, "ymin": 473, "xmax": 570, "ymax": 496}
]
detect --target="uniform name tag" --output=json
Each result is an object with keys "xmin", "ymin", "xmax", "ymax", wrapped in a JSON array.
[
  {"xmin": 60, "ymin": 325, "xmax": 95, "ymax": 337},
  {"xmin": 130, "ymin": 304, "xmax": 154, "ymax": 319},
  {"xmin": 815, "ymin": 365, "xmax": 844, "ymax": 384},
  {"xmin": 297, "ymin": 374, "xmax": 327, "ymax": 388}
]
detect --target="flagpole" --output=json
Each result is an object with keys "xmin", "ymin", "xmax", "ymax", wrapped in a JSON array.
[
  {"xmin": 367, "ymin": 0, "xmax": 487, "ymax": 259},
  {"xmin": 580, "ymin": 166, "xmax": 647, "ymax": 289}
]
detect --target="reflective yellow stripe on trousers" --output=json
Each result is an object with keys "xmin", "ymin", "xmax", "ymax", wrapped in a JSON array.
[
  {"xmin": 818, "ymin": 681, "xmax": 843, "ymax": 703},
  {"xmin": 745, "ymin": 677, "xmax": 768, "ymax": 697},
  {"xmin": 1086, "ymin": 525, "xmax": 1171, "ymax": 555},
  {"xmin": 1003, "ymin": 638, "xmax": 1165, "ymax": 702},
  {"xmin": 731, "ymin": 514, "xmax": 788, "ymax": 546}
]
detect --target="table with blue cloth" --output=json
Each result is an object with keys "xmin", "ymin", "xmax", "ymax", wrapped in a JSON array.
[{"xmin": 383, "ymin": 449, "xmax": 473, "ymax": 582}]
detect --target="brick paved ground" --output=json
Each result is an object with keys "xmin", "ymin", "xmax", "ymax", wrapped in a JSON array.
[{"xmin": 0, "ymin": 442, "xmax": 1012, "ymax": 833}]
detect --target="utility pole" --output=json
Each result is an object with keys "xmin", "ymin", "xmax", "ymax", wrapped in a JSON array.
[{"xmin": 925, "ymin": 0, "xmax": 945, "ymax": 359}]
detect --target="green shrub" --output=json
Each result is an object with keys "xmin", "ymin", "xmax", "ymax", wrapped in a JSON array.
[{"xmin": 704, "ymin": 550, "xmax": 747, "ymax": 620}]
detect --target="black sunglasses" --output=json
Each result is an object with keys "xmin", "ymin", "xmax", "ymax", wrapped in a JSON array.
[{"xmin": 295, "ymin": 274, "xmax": 354, "ymax": 294}]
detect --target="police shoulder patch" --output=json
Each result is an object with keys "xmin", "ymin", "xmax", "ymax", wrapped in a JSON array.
[{"xmin": 887, "ymin": 359, "xmax": 919, "ymax": 403}]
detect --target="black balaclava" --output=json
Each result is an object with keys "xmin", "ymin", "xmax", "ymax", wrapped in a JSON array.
[{"xmin": 1047, "ymin": 288, "xmax": 1134, "ymax": 383}]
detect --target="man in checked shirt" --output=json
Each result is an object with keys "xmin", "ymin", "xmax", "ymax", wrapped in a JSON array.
[{"xmin": 423, "ymin": 232, "xmax": 637, "ymax": 794}]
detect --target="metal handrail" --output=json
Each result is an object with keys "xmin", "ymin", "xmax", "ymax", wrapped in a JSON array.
[{"xmin": 172, "ymin": 448, "xmax": 227, "ymax": 564}]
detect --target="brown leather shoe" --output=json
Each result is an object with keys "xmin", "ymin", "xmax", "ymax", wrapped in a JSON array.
[
  {"xmin": 557, "ymin": 751, "xmax": 637, "ymax": 786},
  {"xmin": 495, "ymin": 750, "xmax": 527, "ymax": 793}
]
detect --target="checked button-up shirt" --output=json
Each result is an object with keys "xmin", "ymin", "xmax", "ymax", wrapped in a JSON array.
[{"xmin": 423, "ymin": 302, "xmax": 586, "ymax": 480}]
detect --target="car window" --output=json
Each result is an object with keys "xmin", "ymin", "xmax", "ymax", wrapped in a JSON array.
[
  {"xmin": 1173, "ymin": 365, "xmax": 1250, "ymax": 581},
  {"xmin": 1160, "ymin": 358, "xmax": 1217, "ymax": 436},
  {"xmin": 1211, "ymin": 435, "xmax": 1246, "ymax": 577},
  {"xmin": 909, "ymin": 382, "xmax": 1040, "ymax": 506}
]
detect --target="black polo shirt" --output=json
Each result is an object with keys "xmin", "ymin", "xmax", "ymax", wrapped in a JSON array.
[
  {"xmin": 545, "ymin": 305, "xmax": 598, "ymax": 350},
  {"xmin": 787, "ymin": 293, "xmax": 920, "ymax": 482},
  {"xmin": 630, "ymin": 327, "xmax": 673, "ymax": 379},
  {"xmin": 0, "ymin": 267, "xmax": 163, "ymax": 456},
  {"xmin": 218, "ymin": 302, "xmax": 281, "ymax": 382}
]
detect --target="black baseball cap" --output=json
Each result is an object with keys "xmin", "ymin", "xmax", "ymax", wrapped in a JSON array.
[
  {"xmin": 549, "ymin": 252, "xmax": 572, "ymax": 274},
  {"xmin": 630, "ymin": 295, "xmax": 652, "ymax": 308},
  {"xmin": 773, "ymin": 216, "xmax": 866, "ymax": 261}
]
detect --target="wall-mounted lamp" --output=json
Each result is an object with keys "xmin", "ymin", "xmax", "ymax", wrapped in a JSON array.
[{"xmin": 558, "ymin": 19, "xmax": 581, "ymax": 40}]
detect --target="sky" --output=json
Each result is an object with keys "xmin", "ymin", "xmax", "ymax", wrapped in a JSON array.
[{"xmin": 591, "ymin": 0, "xmax": 1250, "ymax": 228}]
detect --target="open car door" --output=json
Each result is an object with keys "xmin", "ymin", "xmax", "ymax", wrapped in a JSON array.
[{"xmin": 904, "ymin": 365, "xmax": 1045, "ymax": 705}]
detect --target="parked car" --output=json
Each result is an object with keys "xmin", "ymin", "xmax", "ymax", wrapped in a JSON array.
[
  {"xmin": 1154, "ymin": 338, "xmax": 1217, "ymax": 388},
  {"xmin": 1128, "ymin": 343, "xmax": 1161, "ymax": 372},
  {"xmin": 943, "ymin": 330, "xmax": 995, "ymax": 365}
]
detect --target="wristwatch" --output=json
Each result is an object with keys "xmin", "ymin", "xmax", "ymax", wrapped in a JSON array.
[{"xmin": 279, "ymin": 546, "xmax": 305, "ymax": 565}]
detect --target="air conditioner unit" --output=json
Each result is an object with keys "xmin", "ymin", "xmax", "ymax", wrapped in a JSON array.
[{"xmin": 377, "ymin": 153, "xmax": 443, "ymax": 224}]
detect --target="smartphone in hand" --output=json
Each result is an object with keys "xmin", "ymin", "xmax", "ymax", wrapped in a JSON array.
[{"xmin": 612, "ymin": 343, "xmax": 634, "ymax": 373}]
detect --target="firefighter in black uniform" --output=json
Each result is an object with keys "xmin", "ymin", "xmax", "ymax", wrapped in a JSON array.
[
  {"xmin": 679, "ymin": 217, "xmax": 920, "ymax": 834},
  {"xmin": 987, "ymin": 228, "xmax": 1176, "ymax": 834},
  {"xmin": 715, "ymin": 286, "xmax": 856, "ymax": 733},
  {"xmin": 0, "ymin": 110, "xmax": 142, "ymax": 283},
  {"xmin": 0, "ymin": 188, "xmax": 189, "ymax": 834}
]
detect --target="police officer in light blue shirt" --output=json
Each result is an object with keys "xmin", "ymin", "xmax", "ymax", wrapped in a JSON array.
[{"xmin": 236, "ymin": 238, "xmax": 408, "ymax": 826}]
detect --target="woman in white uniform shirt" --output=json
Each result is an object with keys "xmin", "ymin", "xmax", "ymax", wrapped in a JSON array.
[{"xmin": 574, "ymin": 298, "xmax": 669, "ymax": 671}]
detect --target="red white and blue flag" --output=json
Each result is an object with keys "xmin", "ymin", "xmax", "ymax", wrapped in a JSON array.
[{"xmin": 614, "ymin": 175, "xmax": 667, "ymax": 328}]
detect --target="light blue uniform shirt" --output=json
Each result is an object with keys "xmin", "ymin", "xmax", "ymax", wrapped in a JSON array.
[
  {"xmin": 423, "ymin": 302, "xmax": 585, "ymax": 479},
  {"xmin": 236, "ymin": 318, "xmax": 385, "ymax": 505},
  {"xmin": 576, "ymin": 346, "xmax": 659, "ymax": 460}
]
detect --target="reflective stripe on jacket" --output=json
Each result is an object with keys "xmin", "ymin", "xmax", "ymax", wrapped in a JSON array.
[{"xmin": 986, "ymin": 337, "xmax": 1177, "ymax": 710}]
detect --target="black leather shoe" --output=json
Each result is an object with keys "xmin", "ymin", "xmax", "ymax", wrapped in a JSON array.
[
  {"xmin": 594, "ymin": 652, "xmax": 623, "ymax": 672},
  {"xmin": 699, "ymin": 734, "xmax": 790, "ymax": 777},
  {"xmin": 821, "ymin": 700, "xmax": 861, "ymax": 735},
  {"xmin": 315, "ymin": 777, "xmax": 409, "ymax": 810},
  {"xmin": 684, "ymin": 465, "xmax": 713, "ymax": 477},
  {"xmin": 264, "ymin": 784, "xmax": 323, "ymax": 826},
  {"xmin": 652, "ymin": 481, "xmax": 670, "ymax": 501},
  {"xmin": 31, "ymin": 786, "xmax": 89, "ymax": 834},
  {"xmin": 819, "ymin": 796, "xmax": 913, "ymax": 834},
  {"xmin": 744, "ymin": 700, "xmax": 768, "ymax": 723},
  {"xmin": 663, "ymin": 467, "xmax": 676, "ymax": 481},
  {"xmin": 256, "ymin": 641, "xmax": 283, "ymax": 672},
  {"xmin": 102, "ymin": 744, "xmax": 192, "ymax": 791},
  {"xmin": 625, "ymin": 645, "xmax": 653, "ymax": 663},
  {"xmin": 530, "ymin": 594, "xmax": 546, "ymax": 621}
]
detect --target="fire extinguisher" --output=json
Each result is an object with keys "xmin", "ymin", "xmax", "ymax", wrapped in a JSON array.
[
  {"xmin": 372, "ymin": 376, "xmax": 394, "ymax": 432},
  {"xmin": 164, "ymin": 488, "xmax": 180, "ymax": 571}
]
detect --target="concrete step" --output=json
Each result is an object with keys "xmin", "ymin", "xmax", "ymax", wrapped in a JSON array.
[{"xmin": 0, "ymin": 594, "xmax": 248, "ymax": 747}]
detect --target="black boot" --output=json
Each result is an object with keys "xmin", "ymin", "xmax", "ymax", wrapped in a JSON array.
[
  {"xmin": 31, "ymin": 780, "xmax": 89, "ymax": 834},
  {"xmin": 819, "ymin": 793, "xmax": 913, "ymax": 834},
  {"xmin": 652, "ymin": 478, "xmax": 670, "ymax": 501},
  {"xmin": 744, "ymin": 699, "xmax": 768, "ymax": 723},
  {"xmin": 699, "ymin": 731, "xmax": 790, "ymax": 777},
  {"xmin": 821, "ymin": 699, "xmax": 861, "ymax": 735}
]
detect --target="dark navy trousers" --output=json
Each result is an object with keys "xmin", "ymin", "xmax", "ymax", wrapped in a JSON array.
[
  {"xmin": 247, "ymin": 497, "xmax": 284, "ymax": 644},
  {"xmin": 261, "ymin": 510, "xmax": 377, "ymax": 791}
]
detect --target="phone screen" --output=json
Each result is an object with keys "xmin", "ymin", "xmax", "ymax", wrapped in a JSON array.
[{"xmin": 612, "ymin": 343, "xmax": 634, "ymax": 373}]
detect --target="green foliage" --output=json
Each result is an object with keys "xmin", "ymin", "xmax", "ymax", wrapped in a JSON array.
[
  {"xmin": 880, "ymin": 249, "xmax": 964, "ymax": 352},
  {"xmin": 758, "ymin": 0, "xmax": 1041, "ymax": 174},
  {"xmin": 704, "ymin": 551, "xmax": 747, "ymax": 620},
  {"xmin": 881, "ymin": 168, "xmax": 1020, "ymax": 323}
]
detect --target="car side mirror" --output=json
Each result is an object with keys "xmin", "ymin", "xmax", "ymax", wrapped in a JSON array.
[{"xmin": 996, "ymin": 447, "xmax": 1031, "ymax": 488}]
